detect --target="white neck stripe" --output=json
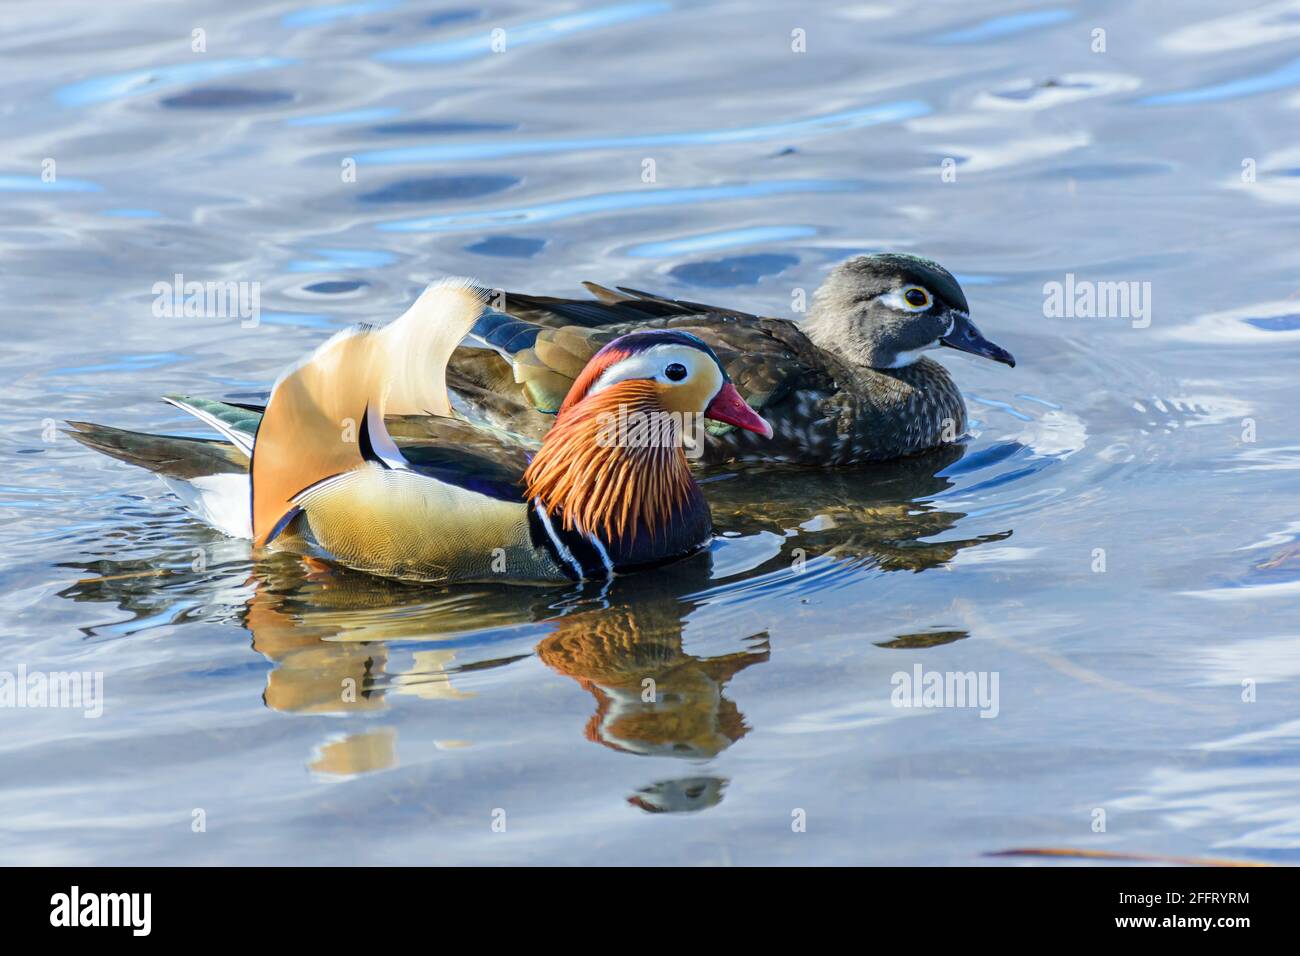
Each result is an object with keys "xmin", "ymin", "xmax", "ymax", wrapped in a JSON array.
[
  {"xmin": 585, "ymin": 531, "xmax": 615, "ymax": 576},
  {"xmin": 533, "ymin": 499, "xmax": 584, "ymax": 579}
]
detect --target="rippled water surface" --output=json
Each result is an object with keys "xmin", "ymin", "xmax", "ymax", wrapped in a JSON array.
[{"xmin": 4, "ymin": 0, "xmax": 1300, "ymax": 865}]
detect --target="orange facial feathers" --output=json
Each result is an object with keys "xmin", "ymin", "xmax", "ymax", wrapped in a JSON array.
[{"xmin": 523, "ymin": 380, "xmax": 695, "ymax": 543}]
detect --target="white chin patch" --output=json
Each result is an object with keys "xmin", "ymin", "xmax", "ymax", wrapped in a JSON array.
[{"xmin": 886, "ymin": 343, "xmax": 938, "ymax": 368}]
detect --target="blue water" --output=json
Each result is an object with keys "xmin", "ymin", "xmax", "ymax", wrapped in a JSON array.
[{"xmin": 3, "ymin": 0, "xmax": 1300, "ymax": 865}]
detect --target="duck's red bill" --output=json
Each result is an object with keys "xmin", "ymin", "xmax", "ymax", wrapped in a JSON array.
[{"xmin": 704, "ymin": 383, "xmax": 773, "ymax": 438}]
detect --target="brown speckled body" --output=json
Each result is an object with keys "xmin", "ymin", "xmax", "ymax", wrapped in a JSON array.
[{"xmin": 706, "ymin": 354, "xmax": 967, "ymax": 465}]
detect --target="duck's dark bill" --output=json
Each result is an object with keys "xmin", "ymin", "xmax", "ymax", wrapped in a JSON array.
[
  {"xmin": 704, "ymin": 383, "xmax": 774, "ymax": 438},
  {"xmin": 941, "ymin": 313, "xmax": 1016, "ymax": 367}
]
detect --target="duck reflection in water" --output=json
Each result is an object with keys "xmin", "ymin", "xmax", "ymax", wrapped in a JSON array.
[
  {"xmin": 58, "ymin": 442, "xmax": 1008, "ymax": 793},
  {"xmin": 536, "ymin": 570, "xmax": 770, "ymax": 760},
  {"xmin": 629, "ymin": 777, "xmax": 728, "ymax": 814}
]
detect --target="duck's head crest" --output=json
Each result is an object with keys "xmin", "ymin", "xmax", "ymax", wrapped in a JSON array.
[{"xmin": 558, "ymin": 329, "xmax": 772, "ymax": 436}]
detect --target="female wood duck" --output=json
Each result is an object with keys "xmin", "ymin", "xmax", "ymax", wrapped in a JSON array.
[
  {"xmin": 67, "ymin": 280, "xmax": 772, "ymax": 583},
  {"xmin": 449, "ymin": 253, "xmax": 1015, "ymax": 465}
]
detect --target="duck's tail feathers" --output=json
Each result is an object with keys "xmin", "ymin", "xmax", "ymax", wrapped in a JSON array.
[
  {"xmin": 64, "ymin": 420, "xmax": 248, "ymax": 478},
  {"xmin": 250, "ymin": 278, "xmax": 486, "ymax": 546},
  {"xmin": 479, "ymin": 284, "xmax": 714, "ymax": 330},
  {"xmin": 65, "ymin": 421, "xmax": 252, "ymax": 538}
]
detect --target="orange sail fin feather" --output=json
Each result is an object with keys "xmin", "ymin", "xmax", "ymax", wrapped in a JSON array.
[{"xmin": 250, "ymin": 279, "xmax": 487, "ymax": 546}]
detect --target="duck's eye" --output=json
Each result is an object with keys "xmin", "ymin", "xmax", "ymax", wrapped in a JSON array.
[
  {"xmin": 664, "ymin": 362, "xmax": 688, "ymax": 382},
  {"xmin": 904, "ymin": 287, "xmax": 930, "ymax": 308}
]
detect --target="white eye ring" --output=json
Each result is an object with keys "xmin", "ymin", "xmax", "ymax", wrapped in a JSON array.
[
  {"xmin": 879, "ymin": 286, "xmax": 932, "ymax": 313},
  {"xmin": 902, "ymin": 286, "xmax": 931, "ymax": 310}
]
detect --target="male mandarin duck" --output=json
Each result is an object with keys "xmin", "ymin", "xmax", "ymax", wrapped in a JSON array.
[
  {"xmin": 449, "ymin": 253, "xmax": 1015, "ymax": 465},
  {"xmin": 67, "ymin": 280, "xmax": 772, "ymax": 583}
]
